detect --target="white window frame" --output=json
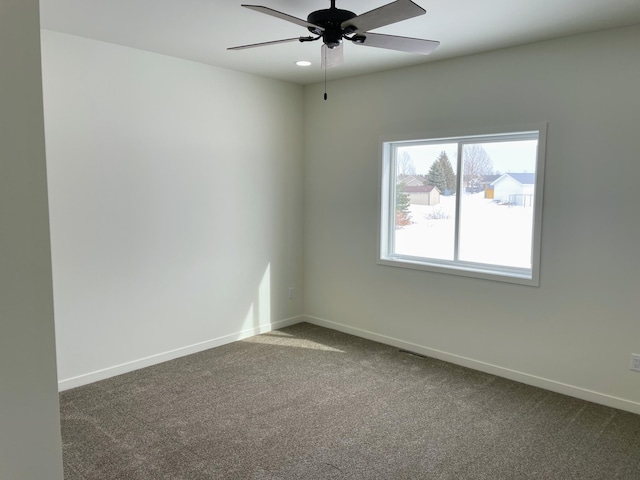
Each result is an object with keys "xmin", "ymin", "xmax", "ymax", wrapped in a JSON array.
[{"xmin": 378, "ymin": 124, "xmax": 547, "ymax": 286}]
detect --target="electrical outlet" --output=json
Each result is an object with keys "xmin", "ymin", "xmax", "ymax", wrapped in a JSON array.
[
  {"xmin": 288, "ymin": 287, "xmax": 295, "ymax": 300},
  {"xmin": 630, "ymin": 354, "xmax": 640, "ymax": 372}
]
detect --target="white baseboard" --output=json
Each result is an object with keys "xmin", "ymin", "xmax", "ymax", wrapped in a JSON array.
[
  {"xmin": 58, "ymin": 316, "xmax": 304, "ymax": 391},
  {"xmin": 302, "ymin": 315, "xmax": 640, "ymax": 415},
  {"xmin": 59, "ymin": 313, "xmax": 640, "ymax": 415}
]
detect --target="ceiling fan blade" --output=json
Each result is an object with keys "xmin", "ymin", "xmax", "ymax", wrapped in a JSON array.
[
  {"xmin": 341, "ymin": 0, "xmax": 425, "ymax": 33},
  {"xmin": 351, "ymin": 32, "xmax": 439, "ymax": 55},
  {"xmin": 228, "ymin": 37, "xmax": 302, "ymax": 50},
  {"xmin": 321, "ymin": 44, "xmax": 344, "ymax": 69},
  {"xmin": 242, "ymin": 5, "xmax": 324, "ymax": 31}
]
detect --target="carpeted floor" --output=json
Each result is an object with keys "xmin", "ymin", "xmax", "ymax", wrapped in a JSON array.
[{"xmin": 60, "ymin": 323, "xmax": 640, "ymax": 479}]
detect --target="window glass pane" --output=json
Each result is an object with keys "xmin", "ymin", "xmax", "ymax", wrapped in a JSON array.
[
  {"xmin": 392, "ymin": 143, "xmax": 458, "ymax": 260},
  {"xmin": 458, "ymin": 139, "xmax": 538, "ymax": 268}
]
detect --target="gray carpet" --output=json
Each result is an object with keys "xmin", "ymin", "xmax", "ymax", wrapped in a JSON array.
[{"xmin": 60, "ymin": 323, "xmax": 640, "ymax": 479}]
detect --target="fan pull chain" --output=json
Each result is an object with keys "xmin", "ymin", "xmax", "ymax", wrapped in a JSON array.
[{"xmin": 324, "ymin": 47, "xmax": 328, "ymax": 100}]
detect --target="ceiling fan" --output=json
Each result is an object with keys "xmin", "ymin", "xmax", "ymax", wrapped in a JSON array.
[{"xmin": 228, "ymin": 0, "xmax": 440, "ymax": 74}]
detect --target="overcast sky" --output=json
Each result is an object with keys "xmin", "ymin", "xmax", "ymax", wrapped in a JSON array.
[{"xmin": 398, "ymin": 139, "xmax": 538, "ymax": 176}]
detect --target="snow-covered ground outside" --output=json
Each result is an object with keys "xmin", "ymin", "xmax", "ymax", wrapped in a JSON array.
[{"xmin": 395, "ymin": 193, "xmax": 534, "ymax": 268}]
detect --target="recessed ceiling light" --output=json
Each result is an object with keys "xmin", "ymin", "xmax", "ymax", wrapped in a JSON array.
[{"xmin": 295, "ymin": 60, "xmax": 312, "ymax": 67}]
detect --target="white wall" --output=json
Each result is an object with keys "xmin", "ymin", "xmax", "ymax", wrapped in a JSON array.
[
  {"xmin": 303, "ymin": 25, "xmax": 640, "ymax": 412},
  {"xmin": 41, "ymin": 31, "xmax": 305, "ymax": 388},
  {"xmin": 41, "ymin": 23, "xmax": 640, "ymax": 412},
  {"xmin": 0, "ymin": 3, "xmax": 64, "ymax": 479}
]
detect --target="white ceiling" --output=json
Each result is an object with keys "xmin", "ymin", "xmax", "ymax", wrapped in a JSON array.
[{"xmin": 39, "ymin": 0, "xmax": 640, "ymax": 85}]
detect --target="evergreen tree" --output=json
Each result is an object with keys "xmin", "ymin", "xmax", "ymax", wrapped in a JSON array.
[
  {"xmin": 426, "ymin": 160, "xmax": 446, "ymax": 193},
  {"xmin": 395, "ymin": 182, "xmax": 411, "ymax": 228},
  {"xmin": 437, "ymin": 151, "xmax": 456, "ymax": 194}
]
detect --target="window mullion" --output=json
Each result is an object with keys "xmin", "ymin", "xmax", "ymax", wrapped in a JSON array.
[
  {"xmin": 453, "ymin": 141, "xmax": 463, "ymax": 261},
  {"xmin": 389, "ymin": 145, "xmax": 398, "ymax": 255}
]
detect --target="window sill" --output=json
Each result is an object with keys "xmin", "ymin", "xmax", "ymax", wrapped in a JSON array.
[{"xmin": 377, "ymin": 256, "xmax": 539, "ymax": 286}]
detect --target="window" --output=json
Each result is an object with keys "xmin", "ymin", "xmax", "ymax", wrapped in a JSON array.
[{"xmin": 379, "ymin": 125, "xmax": 546, "ymax": 285}]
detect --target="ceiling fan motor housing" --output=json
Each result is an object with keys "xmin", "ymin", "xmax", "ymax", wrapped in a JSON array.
[{"xmin": 307, "ymin": 8, "xmax": 357, "ymax": 48}]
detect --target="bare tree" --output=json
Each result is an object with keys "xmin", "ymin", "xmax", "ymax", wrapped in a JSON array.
[
  {"xmin": 462, "ymin": 144, "xmax": 493, "ymax": 192},
  {"xmin": 398, "ymin": 151, "xmax": 416, "ymax": 176}
]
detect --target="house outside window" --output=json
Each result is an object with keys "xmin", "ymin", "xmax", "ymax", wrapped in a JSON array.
[{"xmin": 378, "ymin": 125, "xmax": 547, "ymax": 286}]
